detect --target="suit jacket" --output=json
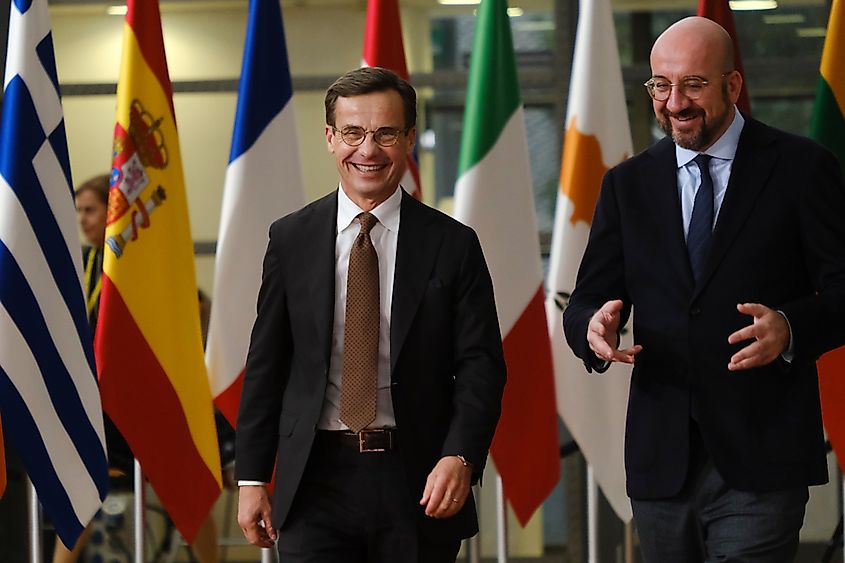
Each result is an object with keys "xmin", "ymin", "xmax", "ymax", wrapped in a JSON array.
[
  {"xmin": 563, "ymin": 117, "xmax": 845, "ymax": 500},
  {"xmin": 235, "ymin": 188, "xmax": 506, "ymax": 541}
]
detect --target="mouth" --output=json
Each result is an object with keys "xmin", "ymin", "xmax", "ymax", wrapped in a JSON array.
[
  {"xmin": 350, "ymin": 163, "xmax": 388, "ymax": 173},
  {"xmin": 666, "ymin": 109, "xmax": 703, "ymax": 125}
]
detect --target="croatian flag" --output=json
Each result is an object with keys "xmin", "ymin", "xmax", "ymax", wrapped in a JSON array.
[
  {"xmin": 206, "ymin": 0, "xmax": 305, "ymax": 426},
  {"xmin": 0, "ymin": 0, "xmax": 108, "ymax": 548}
]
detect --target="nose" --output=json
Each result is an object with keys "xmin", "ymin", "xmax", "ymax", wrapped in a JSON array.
[
  {"xmin": 356, "ymin": 133, "xmax": 381, "ymax": 155},
  {"xmin": 664, "ymin": 84, "xmax": 691, "ymax": 113}
]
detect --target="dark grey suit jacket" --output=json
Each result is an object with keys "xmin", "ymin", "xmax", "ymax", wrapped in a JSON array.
[
  {"xmin": 235, "ymin": 188, "xmax": 506, "ymax": 541},
  {"xmin": 564, "ymin": 117, "xmax": 845, "ymax": 500}
]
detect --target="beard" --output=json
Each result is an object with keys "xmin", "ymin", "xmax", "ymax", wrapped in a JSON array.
[{"xmin": 657, "ymin": 84, "xmax": 732, "ymax": 151}]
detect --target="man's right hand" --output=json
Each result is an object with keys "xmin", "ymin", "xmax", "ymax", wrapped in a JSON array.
[
  {"xmin": 237, "ymin": 485, "xmax": 277, "ymax": 548},
  {"xmin": 587, "ymin": 299, "xmax": 642, "ymax": 364}
]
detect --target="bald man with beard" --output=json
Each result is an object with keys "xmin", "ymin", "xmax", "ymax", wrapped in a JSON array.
[{"xmin": 563, "ymin": 16, "xmax": 845, "ymax": 561}]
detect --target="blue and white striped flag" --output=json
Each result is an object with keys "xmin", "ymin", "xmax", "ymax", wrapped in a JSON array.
[
  {"xmin": 206, "ymin": 0, "xmax": 304, "ymax": 427},
  {"xmin": 0, "ymin": 0, "xmax": 109, "ymax": 548}
]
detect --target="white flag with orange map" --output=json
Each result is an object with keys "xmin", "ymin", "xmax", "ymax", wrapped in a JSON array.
[{"xmin": 545, "ymin": 0, "xmax": 634, "ymax": 522}]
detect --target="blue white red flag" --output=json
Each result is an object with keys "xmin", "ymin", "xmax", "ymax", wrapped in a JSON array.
[
  {"xmin": 0, "ymin": 0, "xmax": 109, "ymax": 547},
  {"xmin": 206, "ymin": 0, "xmax": 305, "ymax": 426}
]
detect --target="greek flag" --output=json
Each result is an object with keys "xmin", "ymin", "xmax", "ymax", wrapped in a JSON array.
[{"xmin": 0, "ymin": 0, "xmax": 108, "ymax": 548}]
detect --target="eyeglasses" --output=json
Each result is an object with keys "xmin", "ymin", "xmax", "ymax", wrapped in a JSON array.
[
  {"xmin": 643, "ymin": 73, "xmax": 731, "ymax": 102},
  {"xmin": 332, "ymin": 126, "xmax": 407, "ymax": 147}
]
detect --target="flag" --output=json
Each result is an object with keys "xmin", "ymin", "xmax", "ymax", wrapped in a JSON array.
[
  {"xmin": 362, "ymin": 0, "xmax": 422, "ymax": 199},
  {"xmin": 697, "ymin": 0, "xmax": 752, "ymax": 114},
  {"xmin": 545, "ymin": 0, "xmax": 634, "ymax": 522},
  {"xmin": 206, "ymin": 0, "xmax": 304, "ymax": 427},
  {"xmin": 0, "ymin": 0, "xmax": 108, "ymax": 546},
  {"xmin": 811, "ymin": 0, "xmax": 845, "ymax": 471},
  {"xmin": 95, "ymin": 0, "xmax": 221, "ymax": 542},
  {"xmin": 453, "ymin": 0, "xmax": 560, "ymax": 526}
]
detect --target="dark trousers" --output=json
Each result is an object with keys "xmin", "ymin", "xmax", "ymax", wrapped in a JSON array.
[
  {"xmin": 277, "ymin": 432, "xmax": 461, "ymax": 563},
  {"xmin": 631, "ymin": 426, "xmax": 809, "ymax": 563}
]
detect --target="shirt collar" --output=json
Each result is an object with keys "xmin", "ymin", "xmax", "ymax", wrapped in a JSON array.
[
  {"xmin": 337, "ymin": 184, "xmax": 403, "ymax": 234},
  {"xmin": 676, "ymin": 107, "xmax": 745, "ymax": 168}
]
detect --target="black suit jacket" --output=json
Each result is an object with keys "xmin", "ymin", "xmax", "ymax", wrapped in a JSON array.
[
  {"xmin": 563, "ymin": 117, "xmax": 845, "ymax": 500},
  {"xmin": 235, "ymin": 188, "xmax": 506, "ymax": 541}
]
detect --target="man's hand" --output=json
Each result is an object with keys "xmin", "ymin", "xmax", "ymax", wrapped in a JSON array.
[
  {"xmin": 587, "ymin": 300, "xmax": 642, "ymax": 364},
  {"xmin": 727, "ymin": 303, "xmax": 790, "ymax": 371},
  {"xmin": 237, "ymin": 485, "xmax": 277, "ymax": 548},
  {"xmin": 419, "ymin": 456, "xmax": 472, "ymax": 519}
]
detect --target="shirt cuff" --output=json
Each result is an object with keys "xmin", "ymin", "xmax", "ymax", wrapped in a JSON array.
[
  {"xmin": 238, "ymin": 480, "xmax": 267, "ymax": 487},
  {"xmin": 776, "ymin": 310, "xmax": 795, "ymax": 363}
]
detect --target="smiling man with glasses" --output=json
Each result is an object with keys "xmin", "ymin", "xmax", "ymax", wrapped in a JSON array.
[
  {"xmin": 563, "ymin": 16, "xmax": 845, "ymax": 562},
  {"xmin": 235, "ymin": 67, "xmax": 505, "ymax": 563}
]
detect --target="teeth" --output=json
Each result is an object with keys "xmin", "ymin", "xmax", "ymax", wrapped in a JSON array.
[{"xmin": 354, "ymin": 163, "xmax": 385, "ymax": 172}]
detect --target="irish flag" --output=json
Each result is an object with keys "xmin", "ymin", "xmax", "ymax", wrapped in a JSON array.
[
  {"xmin": 95, "ymin": 0, "xmax": 221, "ymax": 542},
  {"xmin": 545, "ymin": 0, "xmax": 633, "ymax": 522},
  {"xmin": 206, "ymin": 0, "xmax": 304, "ymax": 428},
  {"xmin": 812, "ymin": 0, "xmax": 845, "ymax": 470},
  {"xmin": 453, "ymin": 0, "xmax": 560, "ymax": 526},
  {"xmin": 362, "ymin": 0, "xmax": 422, "ymax": 199}
]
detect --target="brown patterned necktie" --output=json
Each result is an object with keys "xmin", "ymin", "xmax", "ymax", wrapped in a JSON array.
[{"xmin": 339, "ymin": 212, "xmax": 380, "ymax": 432}]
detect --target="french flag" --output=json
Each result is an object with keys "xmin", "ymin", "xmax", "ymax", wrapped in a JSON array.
[
  {"xmin": 206, "ymin": 0, "xmax": 305, "ymax": 427},
  {"xmin": 0, "ymin": 0, "xmax": 108, "ymax": 547}
]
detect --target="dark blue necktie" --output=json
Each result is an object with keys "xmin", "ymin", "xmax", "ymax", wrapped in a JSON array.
[{"xmin": 687, "ymin": 154, "xmax": 714, "ymax": 282}]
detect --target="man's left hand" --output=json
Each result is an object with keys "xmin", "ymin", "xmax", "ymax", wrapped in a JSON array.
[
  {"xmin": 727, "ymin": 303, "xmax": 790, "ymax": 371},
  {"xmin": 419, "ymin": 456, "xmax": 472, "ymax": 519}
]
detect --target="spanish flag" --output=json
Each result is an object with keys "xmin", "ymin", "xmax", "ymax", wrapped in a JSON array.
[
  {"xmin": 95, "ymin": 0, "xmax": 221, "ymax": 542},
  {"xmin": 812, "ymin": 0, "xmax": 845, "ymax": 471}
]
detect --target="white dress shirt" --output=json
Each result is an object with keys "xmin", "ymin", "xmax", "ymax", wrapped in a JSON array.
[
  {"xmin": 317, "ymin": 185, "xmax": 401, "ymax": 430},
  {"xmin": 675, "ymin": 109, "xmax": 744, "ymax": 237}
]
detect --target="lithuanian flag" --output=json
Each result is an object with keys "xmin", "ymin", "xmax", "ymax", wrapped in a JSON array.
[
  {"xmin": 812, "ymin": 0, "xmax": 845, "ymax": 472},
  {"xmin": 95, "ymin": 0, "xmax": 221, "ymax": 542}
]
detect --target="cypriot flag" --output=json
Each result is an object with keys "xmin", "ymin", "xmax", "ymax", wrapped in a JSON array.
[{"xmin": 545, "ymin": 0, "xmax": 634, "ymax": 522}]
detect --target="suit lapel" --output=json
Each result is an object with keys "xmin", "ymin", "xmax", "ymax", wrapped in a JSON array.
[
  {"xmin": 643, "ymin": 138, "xmax": 694, "ymax": 285},
  {"xmin": 694, "ymin": 118, "xmax": 778, "ymax": 297},
  {"xmin": 390, "ymin": 190, "xmax": 443, "ymax": 374},
  {"xmin": 302, "ymin": 191, "xmax": 338, "ymax": 369}
]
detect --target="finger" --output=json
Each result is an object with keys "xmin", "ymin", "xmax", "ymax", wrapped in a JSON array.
[
  {"xmin": 612, "ymin": 345, "xmax": 642, "ymax": 363},
  {"xmin": 424, "ymin": 479, "xmax": 448, "ymax": 516},
  {"xmin": 419, "ymin": 473, "xmax": 435, "ymax": 506},
  {"xmin": 588, "ymin": 335, "xmax": 615, "ymax": 360},
  {"xmin": 728, "ymin": 325, "xmax": 757, "ymax": 345},
  {"xmin": 602, "ymin": 299, "xmax": 624, "ymax": 316},
  {"xmin": 736, "ymin": 302, "xmax": 766, "ymax": 318},
  {"xmin": 729, "ymin": 341, "xmax": 763, "ymax": 370}
]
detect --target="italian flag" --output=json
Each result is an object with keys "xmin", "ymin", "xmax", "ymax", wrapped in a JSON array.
[
  {"xmin": 812, "ymin": 0, "xmax": 845, "ymax": 471},
  {"xmin": 96, "ymin": 0, "xmax": 221, "ymax": 542},
  {"xmin": 453, "ymin": 0, "xmax": 559, "ymax": 526},
  {"xmin": 545, "ymin": 0, "xmax": 633, "ymax": 522}
]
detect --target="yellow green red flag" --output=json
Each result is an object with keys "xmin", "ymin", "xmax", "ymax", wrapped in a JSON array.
[
  {"xmin": 812, "ymin": 0, "xmax": 845, "ymax": 471},
  {"xmin": 94, "ymin": 0, "xmax": 221, "ymax": 542}
]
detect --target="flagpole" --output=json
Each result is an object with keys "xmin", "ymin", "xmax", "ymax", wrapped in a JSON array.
[
  {"xmin": 496, "ymin": 475, "xmax": 508, "ymax": 563},
  {"xmin": 28, "ymin": 480, "xmax": 42, "ymax": 563},
  {"xmin": 587, "ymin": 465, "xmax": 598, "ymax": 563},
  {"xmin": 134, "ymin": 459, "xmax": 144, "ymax": 563},
  {"xmin": 262, "ymin": 547, "xmax": 276, "ymax": 562}
]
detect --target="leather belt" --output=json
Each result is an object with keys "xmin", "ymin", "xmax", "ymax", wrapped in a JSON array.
[{"xmin": 317, "ymin": 428, "xmax": 398, "ymax": 453}]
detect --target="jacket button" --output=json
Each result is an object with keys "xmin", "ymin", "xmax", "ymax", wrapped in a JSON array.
[{"xmin": 690, "ymin": 307, "xmax": 701, "ymax": 316}]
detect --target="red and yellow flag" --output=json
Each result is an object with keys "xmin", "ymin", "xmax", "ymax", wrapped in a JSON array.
[{"xmin": 95, "ymin": 0, "xmax": 221, "ymax": 542}]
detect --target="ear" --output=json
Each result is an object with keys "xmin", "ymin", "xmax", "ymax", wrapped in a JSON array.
[
  {"xmin": 726, "ymin": 70, "xmax": 743, "ymax": 105},
  {"xmin": 405, "ymin": 127, "xmax": 417, "ymax": 157},
  {"xmin": 325, "ymin": 125, "xmax": 335, "ymax": 153}
]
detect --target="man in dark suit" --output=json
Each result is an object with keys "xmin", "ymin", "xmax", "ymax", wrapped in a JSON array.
[
  {"xmin": 563, "ymin": 16, "xmax": 845, "ymax": 562},
  {"xmin": 235, "ymin": 67, "xmax": 506, "ymax": 562}
]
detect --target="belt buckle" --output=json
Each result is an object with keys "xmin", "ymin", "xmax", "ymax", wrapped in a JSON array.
[{"xmin": 358, "ymin": 429, "xmax": 389, "ymax": 453}]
